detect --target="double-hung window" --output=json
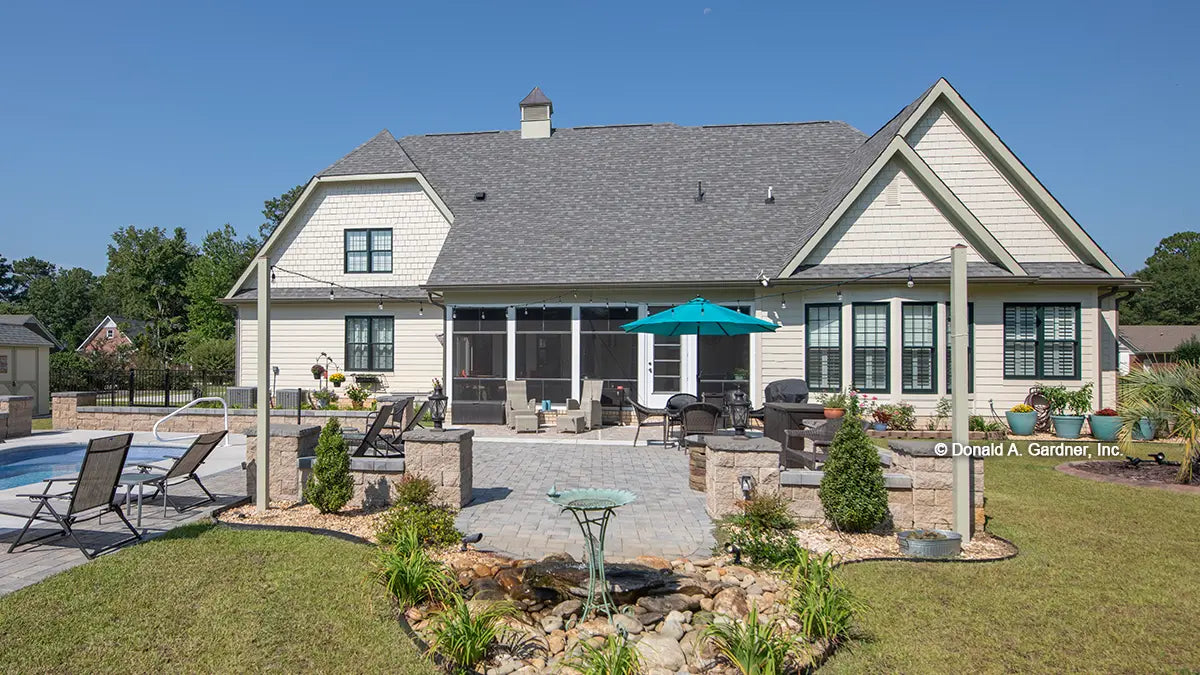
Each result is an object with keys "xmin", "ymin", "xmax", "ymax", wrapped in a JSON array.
[
  {"xmin": 344, "ymin": 229, "xmax": 392, "ymax": 273},
  {"xmin": 1003, "ymin": 303, "xmax": 1080, "ymax": 379},
  {"xmin": 345, "ymin": 316, "xmax": 394, "ymax": 371},
  {"xmin": 946, "ymin": 303, "xmax": 974, "ymax": 393},
  {"xmin": 805, "ymin": 304, "xmax": 841, "ymax": 392},
  {"xmin": 852, "ymin": 303, "xmax": 889, "ymax": 393},
  {"xmin": 901, "ymin": 303, "xmax": 936, "ymax": 393}
]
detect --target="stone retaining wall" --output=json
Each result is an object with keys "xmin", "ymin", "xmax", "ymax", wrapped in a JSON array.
[
  {"xmin": 0, "ymin": 395, "xmax": 34, "ymax": 439},
  {"xmin": 245, "ymin": 424, "xmax": 321, "ymax": 502},
  {"xmin": 404, "ymin": 428, "xmax": 474, "ymax": 508},
  {"xmin": 705, "ymin": 435, "xmax": 984, "ymax": 533}
]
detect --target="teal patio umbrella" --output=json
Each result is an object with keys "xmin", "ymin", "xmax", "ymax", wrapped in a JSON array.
[{"xmin": 621, "ymin": 297, "xmax": 779, "ymax": 336}]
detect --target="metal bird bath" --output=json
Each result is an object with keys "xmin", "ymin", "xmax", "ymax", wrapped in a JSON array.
[{"xmin": 547, "ymin": 488, "xmax": 636, "ymax": 622}]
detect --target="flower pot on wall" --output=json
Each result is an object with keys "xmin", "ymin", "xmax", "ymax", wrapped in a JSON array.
[
  {"xmin": 1006, "ymin": 411, "xmax": 1037, "ymax": 436},
  {"xmin": 1088, "ymin": 415, "xmax": 1121, "ymax": 441},
  {"xmin": 824, "ymin": 408, "xmax": 845, "ymax": 419},
  {"xmin": 872, "ymin": 422, "xmax": 887, "ymax": 432},
  {"xmin": 1051, "ymin": 414, "xmax": 1086, "ymax": 439}
]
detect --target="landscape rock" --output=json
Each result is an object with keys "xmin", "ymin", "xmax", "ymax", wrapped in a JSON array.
[
  {"xmin": 550, "ymin": 599, "xmax": 582, "ymax": 619},
  {"xmin": 611, "ymin": 613, "xmax": 643, "ymax": 635},
  {"xmin": 637, "ymin": 593, "xmax": 699, "ymax": 615},
  {"xmin": 713, "ymin": 586, "xmax": 749, "ymax": 617},
  {"xmin": 540, "ymin": 615, "xmax": 563, "ymax": 633},
  {"xmin": 638, "ymin": 611, "xmax": 664, "ymax": 627},
  {"xmin": 659, "ymin": 618, "xmax": 684, "ymax": 641},
  {"xmin": 636, "ymin": 634, "xmax": 687, "ymax": 672}
]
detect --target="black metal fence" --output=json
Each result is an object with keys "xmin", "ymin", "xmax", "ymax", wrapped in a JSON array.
[{"xmin": 49, "ymin": 368, "xmax": 236, "ymax": 407}]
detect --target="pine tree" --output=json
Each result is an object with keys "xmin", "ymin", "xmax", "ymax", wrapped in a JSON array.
[
  {"xmin": 818, "ymin": 414, "xmax": 889, "ymax": 532},
  {"xmin": 304, "ymin": 418, "xmax": 354, "ymax": 513}
]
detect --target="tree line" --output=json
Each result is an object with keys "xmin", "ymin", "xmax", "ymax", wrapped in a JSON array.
[{"xmin": 0, "ymin": 184, "xmax": 304, "ymax": 372}]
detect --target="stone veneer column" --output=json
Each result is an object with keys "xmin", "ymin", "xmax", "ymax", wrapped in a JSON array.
[
  {"xmin": 704, "ymin": 436, "xmax": 781, "ymax": 519},
  {"xmin": 245, "ymin": 424, "xmax": 321, "ymax": 502},
  {"xmin": 51, "ymin": 392, "xmax": 98, "ymax": 430},
  {"xmin": 889, "ymin": 441, "xmax": 984, "ymax": 532},
  {"xmin": 402, "ymin": 428, "xmax": 474, "ymax": 508},
  {"xmin": 0, "ymin": 395, "xmax": 35, "ymax": 438}
]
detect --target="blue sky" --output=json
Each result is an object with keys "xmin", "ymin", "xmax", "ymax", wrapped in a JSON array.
[{"xmin": 1, "ymin": 1, "xmax": 1196, "ymax": 275}]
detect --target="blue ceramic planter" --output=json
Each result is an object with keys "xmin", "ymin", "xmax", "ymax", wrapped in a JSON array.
[
  {"xmin": 1051, "ymin": 414, "xmax": 1086, "ymax": 439},
  {"xmin": 1132, "ymin": 417, "xmax": 1156, "ymax": 440},
  {"xmin": 1088, "ymin": 414, "xmax": 1122, "ymax": 441},
  {"xmin": 873, "ymin": 422, "xmax": 888, "ymax": 432},
  {"xmin": 1006, "ymin": 411, "xmax": 1037, "ymax": 436}
]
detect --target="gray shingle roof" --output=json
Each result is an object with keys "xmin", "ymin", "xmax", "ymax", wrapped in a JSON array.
[
  {"xmin": 407, "ymin": 121, "xmax": 866, "ymax": 286},
  {"xmin": 0, "ymin": 323, "xmax": 54, "ymax": 347},
  {"xmin": 319, "ymin": 130, "xmax": 418, "ymax": 177}
]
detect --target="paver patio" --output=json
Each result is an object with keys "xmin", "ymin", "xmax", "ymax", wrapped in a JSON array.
[{"xmin": 459, "ymin": 440, "xmax": 713, "ymax": 560}]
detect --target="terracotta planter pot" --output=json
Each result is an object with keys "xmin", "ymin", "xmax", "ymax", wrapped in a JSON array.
[{"xmin": 824, "ymin": 407, "xmax": 845, "ymax": 419}]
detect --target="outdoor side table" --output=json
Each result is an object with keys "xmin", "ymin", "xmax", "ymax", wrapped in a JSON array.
[
  {"xmin": 117, "ymin": 472, "xmax": 160, "ymax": 528},
  {"xmin": 547, "ymin": 488, "xmax": 636, "ymax": 622}
]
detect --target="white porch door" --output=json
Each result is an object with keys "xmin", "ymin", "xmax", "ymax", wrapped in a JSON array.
[{"xmin": 641, "ymin": 305, "xmax": 698, "ymax": 406}]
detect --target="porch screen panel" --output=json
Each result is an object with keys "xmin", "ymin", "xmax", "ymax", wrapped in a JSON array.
[
  {"xmin": 901, "ymin": 303, "xmax": 935, "ymax": 393},
  {"xmin": 516, "ymin": 307, "xmax": 572, "ymax": 404},
  {"xmin": 580, "ymin": 306, "xmax": 638, "ymax": 404},
  {"xmin": 852, "ymin": 304, "xmax": 889, "ymax": 393},
  {"xmin": 805, "ymin": 304, "xmax": 841, "ymax": 392},
  {"xmin": 452, "ymin": 308, "xmax": 506, "ymax": 402},
  {"xmin": 698, "ymin": 305, "xmax": 751, "ymax": 398}
]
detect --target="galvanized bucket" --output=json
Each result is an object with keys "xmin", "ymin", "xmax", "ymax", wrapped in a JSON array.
[{"xmin": 897, "ymin": 529, "xmax": 962, "ymax": 558}]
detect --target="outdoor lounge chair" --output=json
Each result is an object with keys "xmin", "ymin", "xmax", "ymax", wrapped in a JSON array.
[
  {"xmin": 505, "ymin": 380, "xmax": 538, "ymax": 429},
  {"xmin": 128, "ymin": 430, "xmax": 227, "ymax": 516},
  {"xmin": 629, "ymin": 398, "xmax": 667, "ymax": 446},
  {"xmin": 344, "ymin": 402, "xmax": 402, "ymax": 457},
  {"xmin": 0, "ymin": 433, "xmax": 141, "ymax": 559},
  {"xmin": 568, "ymin": 378, "xmax": 604, "ymax": 430}
]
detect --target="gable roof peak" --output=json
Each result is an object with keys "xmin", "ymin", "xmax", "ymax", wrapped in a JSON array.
[{"xmin": 318, "ymin": 129, "xmax": 417, "ymax": 177}]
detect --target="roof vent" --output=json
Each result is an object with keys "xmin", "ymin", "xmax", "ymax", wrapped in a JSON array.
[
  {"xmin": 519, "ymin": 87, "xmax": 553, "ymax": 139},
  {"xmin": 474, "ymin": 191, "xmax": 487, "ymax": 201}
]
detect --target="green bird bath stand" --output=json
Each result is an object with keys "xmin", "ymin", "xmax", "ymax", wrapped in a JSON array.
[{"xmin": 547, "ymin": 487, "xmax": 636, "ymax": 622}]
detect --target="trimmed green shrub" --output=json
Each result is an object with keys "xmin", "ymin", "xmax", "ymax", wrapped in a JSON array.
[
  {"xmin": 721, "ymin": 526, "xmax": 806, "ymax": 570},
  {"xmin": 375, "ymin": 503, "xmax": 462, "ymax": 550},
  {"xmin": 730, "ymin": 489, "xmax": 796, "ymax": 532},
  {"xmin": 303, "ymin": 419, "xmax": 354, "ymax": 513},
  {"xmin": 394, "ymin": 474, "xmax": 436, "ymax": 507},
  {"xmin": 818, "ymin": 418, "xmax": 888, "ymax": 532}
]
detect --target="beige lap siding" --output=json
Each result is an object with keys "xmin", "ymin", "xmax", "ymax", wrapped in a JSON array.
[
  {"xmin": 756, "ymin": 283, "xmax": 1110, "ymax": 414},
  {"xmin": 237, "ymin": 302, "xmax": 442, "ymax": 393}
]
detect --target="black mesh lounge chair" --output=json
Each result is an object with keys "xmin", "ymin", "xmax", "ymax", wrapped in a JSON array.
[
  {"xmin": 0, "ymin": 433, "xmax": 140, "ymax": 559},
  {"xmin": 629, "ymin": 398, "xmax": 667, "ymax": 446},
  {"xmin": 129, "ymin": 430, "xmax": 227, "ymax": 516},
  {"xmin": 344, "ymin": 402, "xmax": 402, "ymax": 457}
]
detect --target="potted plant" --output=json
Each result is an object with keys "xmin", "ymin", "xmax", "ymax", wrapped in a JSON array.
[
  {"xmin": 1132, "ymin": 417, "xmax": 1156, "ymax": 441},
  {"xmin": 819, "ymin": 391, "xmax": 848, "ymax": 419},
  {"xmin": 1041, "ymin": 383, "xmax": 1093, "ymax": 439},
  {"xmin": 329, "ymin": 372, "xmax": 346, "ymax": 388},
  {"xmin": 311, "ymin": 364, "xmax": 326, "ymax": 381},
  {"xmin": 897, "ymin": 528, "xmax": 962, "ymax": 558},
  {"xmin": 1006, "ymin": 403, "xmax": 1037, "ymax": 436},
  {"xmin": 1088, "ymin": 407, "xmax": 1121, "ymax": 441},
  {"xmin": 871, "ymin": 408, "xmax": 891, "ymax": 432},
  {"xmin": 345, "ymin": 385, "xmax": 369, "ymax": 410}
]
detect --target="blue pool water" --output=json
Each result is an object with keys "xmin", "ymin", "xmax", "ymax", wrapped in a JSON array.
[{"xmin": 0, "ymin": 445, "xmax": 184, "ymax": 490}]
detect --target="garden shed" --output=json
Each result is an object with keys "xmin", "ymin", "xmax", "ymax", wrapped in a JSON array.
[{"xmin": 0, "ymin": 314, "xmax": 60, "ymax": 415}]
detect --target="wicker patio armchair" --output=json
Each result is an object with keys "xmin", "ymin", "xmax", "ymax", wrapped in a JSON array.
[
  {"xmin": 679, "ymin": 402, "xmax": 722, "ymax": 445},
  {"xmin": 629, "ymin": 398, "xmax": 668, "ymax": 446}
]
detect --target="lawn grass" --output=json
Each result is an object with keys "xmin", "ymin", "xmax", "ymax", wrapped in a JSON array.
[
  {"xmin": 31, "ymin": 417, "xmax": 52, "ymax": 431},
  {"xmin": 0, "ymin": 522, "xmax": 434, "ymax": 673},
  {"xmin": 826, "ymin": 442, "xmax": 1200, "ymax": 673}
]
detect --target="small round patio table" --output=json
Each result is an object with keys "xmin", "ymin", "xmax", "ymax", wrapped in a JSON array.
[{"xmin": 546, "ymin": 488, "xmax": 636, "ymax": 622}]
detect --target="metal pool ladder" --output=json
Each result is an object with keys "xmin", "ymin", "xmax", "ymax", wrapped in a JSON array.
[{"xmin": 153, "ymin": 397, "xmax": 232, "ymax": 446}]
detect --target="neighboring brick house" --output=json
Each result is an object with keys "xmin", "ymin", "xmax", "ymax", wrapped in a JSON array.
[
  {"xmin": 1118, "ymin": 325, "xmax": 1200, "ymax": 373},
  {"xmin": 77, "ymin": 315, "xmax": 146, "ymax": 355},
  {"xmin": 224, "ymin": 78, "xmax": 1139, "ymax": 422}
]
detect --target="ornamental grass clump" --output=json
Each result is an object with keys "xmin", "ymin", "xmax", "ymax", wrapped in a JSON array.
[
  {"xmin": 374, "ymin": 527, "xmax": 454, "ymax": 610},
  {"xmin": 566, "ymin": 635, "xmax": 642, "ymax": 675},
  {"xmin": 818, "ymin": 415, "xmax": 888, "ymax": 532},
  {"xmin": 703, "ymin": 605, "xmax": 805, "ymax": 675},
  {"xmin": 428, "ymin": 596, "xmax": 516, "ymax": 672},
  {"xmin": 303, "ymin": 418, "xmax": 354, "ymax": 513},
  {"xmin": 785, "ymin": 550, "xmax": 863, "ymax": 644}
]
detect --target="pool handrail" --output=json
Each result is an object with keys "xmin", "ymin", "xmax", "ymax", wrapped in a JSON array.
[{"xmin": 153, "ymin": 397, "xmax": 231, "ymax": 446}]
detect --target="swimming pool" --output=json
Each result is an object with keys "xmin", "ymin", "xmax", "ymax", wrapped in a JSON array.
[{"xmin": 0, "ymin": 445, "xmax": 185, "ymax": 490}]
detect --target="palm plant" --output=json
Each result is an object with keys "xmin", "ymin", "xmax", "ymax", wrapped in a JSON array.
[
  {"xmin": 566, "ymin": 634, "xmax": 642, "ymax": 675},
  {"xmin": 373, "ymin": 527, "xmax": 454, "ymax": 609},
  {"xmin": 428, "ymin": 597, "xmax": 516, "ymax": 673},
  {"xmin": 703, "ymin": 605, "xmax": 803, "ymax": 675},
  {"xmin": 1118, "ymin": 363, "xmax": 1200, "ymax": 482}
]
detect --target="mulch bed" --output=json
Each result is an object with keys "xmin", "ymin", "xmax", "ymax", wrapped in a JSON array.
[{"xmin": 1057, "ymin": 460, "xmax": 1200, "ymax": 494}]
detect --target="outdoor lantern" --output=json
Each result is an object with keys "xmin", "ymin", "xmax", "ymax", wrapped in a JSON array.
[
  {"xmin": 729, "ymin": 388, "xmax": 750, "ymax": 436},
  {"xmin": 429, "ymin": 380, "xmax": 448, "ymax": 430}
]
